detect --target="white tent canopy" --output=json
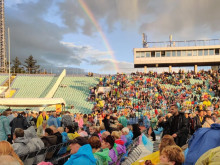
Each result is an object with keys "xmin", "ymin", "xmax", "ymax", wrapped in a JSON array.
[{"xmin": 0, "ymin": 98, "xmax": 66, "ymax": 107}]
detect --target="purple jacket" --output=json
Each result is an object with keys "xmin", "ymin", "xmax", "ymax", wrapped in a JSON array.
[{"xmin": 108, "ymin": 144, "xmax": 118, "ymax": 165}]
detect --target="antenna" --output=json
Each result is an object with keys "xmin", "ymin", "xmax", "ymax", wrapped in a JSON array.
[{"xmin": 142, "ymin": 33, "xmax": 148, "ymax": 48}]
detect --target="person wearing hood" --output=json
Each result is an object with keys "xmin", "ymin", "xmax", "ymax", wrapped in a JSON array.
[
  {"xmin": 47, "ymin": 112, "xmax": 58, "ymax": 128},
  {"xmin": 57, "ymin": 127, "xmax": 68, "ymax": 155},
  {"xmin": 101, "ymin": 135, "xmax": 118, "ymax": 165},
  {"xmin": 24, "ymin": 126, "xmax": 45, "ymax": 165},
  {"xmin": 185, "ymin": 121, "xmax": 220, "ymax": 164},
  {"xmin": 88, "ymin": 136, "xmax": 111, "ymax": 165},
  {"xmin": 12, "ymin": 128, "xmax": 30, "ymax": 156},
  {"xmin": 0, "ymin": 111, "xmax": 11, "ymax": 141},
  {"xmin": 64, "ymin": 136, "xmax": 97, "ymax": 165},
  {"xmin": 122, "ymin": 127, "xmax": 133, "ymax": 148},
  {"xmin": 36, "ymin": 111, "xmax": 49, "ymax": 128},
  {"xmin": 41, "ymin": 128, "xmax": 57, "ymax": 160},
  {"xmin": 10, "ymin": 112, "xmax": 28, "ymax": 136}
]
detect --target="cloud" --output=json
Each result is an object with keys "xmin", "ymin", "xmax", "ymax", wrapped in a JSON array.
[{"xmin": 6, "ymin": 0, "xmax": 82, "ymax": 70}]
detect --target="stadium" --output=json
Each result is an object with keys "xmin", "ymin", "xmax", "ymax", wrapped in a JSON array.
[{"xmin": 1, "ymin": 1, "xmax": 220, "ymax": 165}]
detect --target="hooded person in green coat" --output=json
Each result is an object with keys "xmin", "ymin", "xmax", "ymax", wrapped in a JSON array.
[{"xmin": 89, "ymin": 136, "xmax": 112, "ymax": 165}]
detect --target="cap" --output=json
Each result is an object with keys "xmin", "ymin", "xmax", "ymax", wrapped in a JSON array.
[{"xmin": 69, "ymin": 136, "xmax": 88, "ymax": 146}]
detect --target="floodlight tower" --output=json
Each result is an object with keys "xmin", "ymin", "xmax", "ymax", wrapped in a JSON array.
[{"xmin": 0, "ymin": 0, "xmax": 6, "ymax": 73}]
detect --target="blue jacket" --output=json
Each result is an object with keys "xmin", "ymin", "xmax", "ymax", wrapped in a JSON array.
[
  {"xmin": 47, "ymin": 116, "xmax": 58, "ymax": 128},
  {"xmin": 0, "ymin": 116, "xmax": 11, "ymax": 141},
  {"xmin": 185, "ymin": 123, "xmax": 220, "ymax": 165},
  {"xmin": 64, "ymin": 144, "xmax": 96, "ymax": 165}
]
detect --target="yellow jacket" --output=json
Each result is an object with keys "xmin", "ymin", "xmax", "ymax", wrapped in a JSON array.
[
  {"xmin": 36, "ymin": 114, "xmax": 49, "ymax": 128},
  {"xmin": 132, "ymin": 151, "xmax": 160, "ymax": 165},
  {"xmin": 196, "ymin": 146, "xmax": 220, "ymax": 165}
]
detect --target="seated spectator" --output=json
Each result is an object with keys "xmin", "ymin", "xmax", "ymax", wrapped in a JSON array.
[
  {"xmin": 160, "ymin": 145, "xmax": 184, "ymax": 165},
  {"xmin": 0, "ymin": 155, "xmax": 21, "ymax": 165},
  {"xmin": 88, "ymin": 136, "xmax": 111, "ymax": 165},
  {"xmin": 12, "ymin": 128, "xmax": 30, "ymax": 156},
  {"xmin": 132, "ymin": 135, "xmax": 176, "ymax": 165},
  {"xmin": 0, "ymin": 141, "xmax": 23, "ymax": 165},
  {"xmin": 37, "ymin": 120, "xmax": 49, "ymax": 137},
  {"xmin": 64, "ymin": 137, "xmax": 96, "ymax": 165},
  {"xmin": 101, "ymin": 131, "xmax": 110, "ymax": 141},
  {"xmin": 41, "ymin": 128, "xmax": 57, "ymax": 160},
  {"xmin": 196, "ymin": 146, "xmax": 220, "ymax": 165},
  {"xmin": 202, "ymin": 115, "xmax": 214, "ymax": 128},
  {"xmin": 50, "ymin": 125, "xmax": 62, "ymax": 144},
  {"xmin": 65, "ymin": 125, "xmax": 80, "ymax": 140},
  {"xmin": 89, "ymin": 126, "xmax": 99, "ymax": 138},
  {"xmin": 185, "ymin": 121, "xmax": 220, "ymax": 164},
  {"xmin": 122, "ymin": 127, "xmax": 132, "ymax": 147},
  {"xmin": 111, "ymin": 131, "xmax": 126, "ymax": 155},
  {"xmin": 101, "ymin": 135, "xmax": 118, "ymax": 165},
  {"xmin": 78, "ymin": 127, "xmax": 88, "ymax": 137},
  {"xmin": 57, "ymin": 127, "xmax": 68, "ymax": 155},
  {"xmin": 41, "ymin": 128, "xmax": 57, "ymax": 147},
  {"xmin": 24, "ymin": 126, "xmax": 45, "ymax": 164}
]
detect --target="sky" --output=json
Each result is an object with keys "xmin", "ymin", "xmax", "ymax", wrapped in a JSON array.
[{"xmin": 4, "ymin": 0, "xmax": 220, "ymax": 74}]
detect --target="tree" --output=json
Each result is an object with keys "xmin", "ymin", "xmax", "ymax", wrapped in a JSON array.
[
  {"xmin": 24, "ymin": 55, "xmax": 40, "ymax": 74},
  {"xmin": 11, "ymin": 57, "xmax": 23, "ymax": 73}
]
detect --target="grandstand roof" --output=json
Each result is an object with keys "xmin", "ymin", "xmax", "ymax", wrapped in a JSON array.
[{"xmin": 0, "ymin": 98, "xmax": 65, "ymax": 107}]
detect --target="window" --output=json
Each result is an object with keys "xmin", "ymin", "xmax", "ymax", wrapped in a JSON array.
[
  {"xmin": 166, "ymin": 51, "xmax": 171, "ymax": 57},
  {"xmin": 181, "ymin": 50, "xmax": 186, "ymax": 56},
  {"xmin": 187, "ymin": 50, "xmax": 192, "ymax": 56},
  {"xmin": 193, "ymin": 50, "xmax": 197, "ymax": 56},
  {"xmin": 198, "ymin": 50, "xmax": 203, "ymax": 56},
  {"xmin": 136, "ymin": 52, "xmax": 140, "ymax": 58},
  {"xmin": 215, "ymin": 49, "xmax": 219, "ymax": 55},
  {"xmin": 161, "ymin": 51, "xmax": 165, "ymax": 57},
  {"xmin": 156, "ymin": 52, "xmax": 160, "ymax": 57},
  {"xmin": 172, "ymin": 51, "xmax": 176, "ymax": 57},
  {"xmin": 151, "ymin": 51, "xmax": 155, "ymax": 57},
  {"xmin": 177, "ymin": 51, "xmax": 181, "ymax": 57},
  {"xmin": 209, "ymin": 49, "xmax": 214, "ymax": 56},
  {"xmin": 204, "ymin": 49, "xmax": 208, "ymax": 56},
  {"xmin": 146, "ymin": 52, "xmax": 150, "ymax": 57},
  {"xmin": 141, "ymin": 52, "xmax": 145, "ymax": 58}
]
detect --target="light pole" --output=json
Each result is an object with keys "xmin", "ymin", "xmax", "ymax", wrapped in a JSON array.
[{"xmin": 8, "ymin": 27, "xmax": 10, "ymax": 91}]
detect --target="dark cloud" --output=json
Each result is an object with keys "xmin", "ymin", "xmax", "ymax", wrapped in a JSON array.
[{"xmin": 5, "ymin": 0, "xmax": 82, "ymax": 70}]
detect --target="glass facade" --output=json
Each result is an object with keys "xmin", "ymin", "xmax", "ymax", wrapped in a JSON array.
[{"xmin": 136, "ymin": 48, "xmax": 220, "ymax": 58}]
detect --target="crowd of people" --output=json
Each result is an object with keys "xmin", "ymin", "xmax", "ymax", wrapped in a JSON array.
[{"xmin": 0, "ymin": 70, "xmax": 220, "ymax": 165}]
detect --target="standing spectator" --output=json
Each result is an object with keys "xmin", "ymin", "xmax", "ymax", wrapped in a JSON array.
[
  {"xmin": 62, "ymin": 111, "xmax": 73, "ymax": 127},
  {"xmin": 47, "ymin": 112, "xmax": 58, "ymax": 128},
  {"xmin": 37, "ymin": 120, "xmax": 49, "ymax": 137},
  {"xmin": 0, "ymin": 111, "xmax": 11, "ymax": 141},
  {"xmin": 132, "ymin": 124, "xmax": 141, "ymax": 140},
  {"xmin": 10, "ymin": 112, "xmax": 28, "ymax": 136},
  {"xmin": 56, "ymin": 113, "xmax": 62, "ymax": 127},
  {"xmin": 118, "ymin": 113, "xmax": 127, "ymax": 127},
  {"xmin": 159, "ymin": 104, "xmax": 188, "ymax": 147},
  {"xmin": 103, "ymin": 115, "xmax": 111, "ymax": 132},
  {"xmin": 64, "ymin": 137, "xmax": 96, "ymax": 165},
  {"xmin": 75, "ymin": 114, "xmax": 84, "ymax": 128},
  {"xmin": 193, "ymin": 109, "xmax": 205, "ymax": 132},
  {"xmin": 36, "ymin": 111, "xmax": 49, "ymax": 128}
]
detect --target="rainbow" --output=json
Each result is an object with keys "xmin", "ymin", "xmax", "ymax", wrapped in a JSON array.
[{"xmin": 78, "ymin": 0, "xmax": 120, "ymax": 73}]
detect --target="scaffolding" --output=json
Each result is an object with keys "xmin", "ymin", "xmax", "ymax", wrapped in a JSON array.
[{"xmin": 0, "ymin": 0, "xmax": 6, "ymax": 73}]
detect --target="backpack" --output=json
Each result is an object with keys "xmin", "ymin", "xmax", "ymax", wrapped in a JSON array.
[{"xmin": 62, "ymin": 115, "xmax": 73, "ymax": 127}]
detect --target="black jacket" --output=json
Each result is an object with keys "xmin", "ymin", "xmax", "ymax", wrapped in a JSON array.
[
  {"xmin": 159, "ymin": 112, "xmax": 188, "ymax": 147},
  {"xmin": 10, "ymin": 114, "xmax": 28, "ymax": 134}
]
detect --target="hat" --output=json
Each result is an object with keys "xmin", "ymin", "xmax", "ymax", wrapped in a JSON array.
[{"xmin": 69, "ymin": 137, "xmax": 88, "ymax": 146}]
